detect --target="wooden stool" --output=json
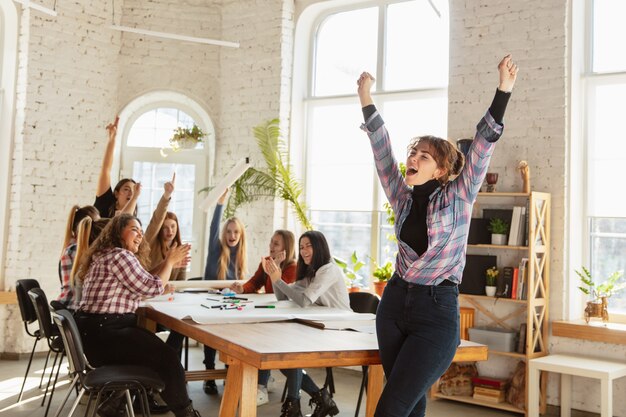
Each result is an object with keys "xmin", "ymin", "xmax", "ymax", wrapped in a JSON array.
[
  {"xmin": 459, "ymin": 307, "xmax": 474, "ymax": 340},
  {"xmin": 528, "ymin": 354, "xmax": 626, "ymax": 417}
]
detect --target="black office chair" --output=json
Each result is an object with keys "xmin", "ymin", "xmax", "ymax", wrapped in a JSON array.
[
  {"xmin": 349, "ymin": 292, "xmax": 380, "ymax": 417},
  {"xmin": 28, "ymin": 288, "xmax": 65, "ymax": 417},
  {"xmin": 51, "ymin": 309, "xmax": 165, "ymax": 417},
  {"xmin": 15, "ymin": 279, "xmax": 45, "ymax": 402}
]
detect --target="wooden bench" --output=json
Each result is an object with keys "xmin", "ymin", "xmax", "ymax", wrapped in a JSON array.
[{"xmin": 528, "ymin": 354, "xmax": 626, "ymax": 417}]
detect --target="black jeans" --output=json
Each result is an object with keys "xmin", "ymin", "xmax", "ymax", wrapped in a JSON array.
[
  {"xmin": 166, "ymin": 331, "xmax": 217, "ymax": 370},
  {"xmin": 75, "ymin": 312, "xmax": 191, "ymax": 414},
  {"xmin": 374, "ymin": 274, "xmax": 460, "ymax": 417}
]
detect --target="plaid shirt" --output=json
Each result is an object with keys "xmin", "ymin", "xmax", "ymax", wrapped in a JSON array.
[
  {"xmin": 361, "ymin": 110, "xmax": 502, "ymax": 285},
  {"xmin": 57, "ymin": 243, "xmax": 77, "ymax": 305},
  {"xmin": 79, "ymin": 247, "xmax": 164, "ymax": 314}
]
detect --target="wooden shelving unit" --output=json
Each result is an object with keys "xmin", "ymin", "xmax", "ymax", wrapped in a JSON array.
[{"xmin": 432, "ymin": 191, "xmax": 551, "ymax": 416}]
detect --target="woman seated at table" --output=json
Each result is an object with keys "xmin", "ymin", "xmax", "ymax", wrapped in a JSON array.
[
  {"xmin": 74, "ymin": 214, "xmax": 201, "ymax": 417},
  {"xmin": 263, "ymin": 230, "xmax": 350, "ymax": 417},
  {"xmin": 229, "ymin": 229, "xmax": 297, "ymax": 405}
]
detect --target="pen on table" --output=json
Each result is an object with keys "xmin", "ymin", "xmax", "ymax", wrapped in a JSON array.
[
  {"xmin": 201, "ymin": 304, "xmax": 223, "ymax": 309},
  {"xmin": 206, "ymin": 297, "xmax": 222, "ymax": 302},
  {"xmin": 254, "ymin": 305, "xmax": 276, "ymax": 309},
  {"xmin": 224, "ymin": 296, "xmax": 248, "ymax": 301}
]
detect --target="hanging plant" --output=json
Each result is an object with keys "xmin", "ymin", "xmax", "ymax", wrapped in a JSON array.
[{"xmin": 169, "ymin": 124, "xmax": 206, "ymax": 151}]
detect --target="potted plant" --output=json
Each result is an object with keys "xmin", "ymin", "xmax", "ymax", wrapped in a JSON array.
[
  {"xmin": 169, "ymin": 124, "xmax": 206, "ymax": 151},
  {"xmin": 485, "ymin": 266, "xmax": 499, "ymax": 296},
  {"xmin": 576, "ymin": 267, "xmax": 625, "ymax": 323},
  {"xmin": 334, "ymin": 251, "xmax": 366, "ymax": 292},
  {"xmin": 372, "ymin": 260, "xmax": 393, "ymax": 297},
  {"xmin": 488, "ymin": 217, "xmax": 509, "ymax": 245}
]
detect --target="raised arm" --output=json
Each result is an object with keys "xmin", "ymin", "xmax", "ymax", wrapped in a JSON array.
[
  {"xmin": 144, "ymin": 173, "xmax": 175, "ymax": 245},
  {"xmin": 96, "ymin": 116, "xmax": 119, "ymax": 197},
  {"xmin": 119, "ymin": 182, "xmax": 141, "ymax": 216}
]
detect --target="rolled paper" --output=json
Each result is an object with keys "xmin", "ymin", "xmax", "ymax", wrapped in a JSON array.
[{"xmin": 199, "ymin": 157, "xmax": 250, "ymax": 212}]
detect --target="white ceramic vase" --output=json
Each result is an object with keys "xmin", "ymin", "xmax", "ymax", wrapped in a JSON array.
[
  {"xmin": 491, "ymin": 233, "xmax": 507, "ymax": 245},
  {"xmin": 485, "ymin": 286, "xmax": 497, "ymax": 297}
]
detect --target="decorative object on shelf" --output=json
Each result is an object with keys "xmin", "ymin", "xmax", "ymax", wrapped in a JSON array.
[
  {"xmin": 372, "ymin": 260, "xmax": 393, "ymax": 297},
  {"xmin": 334, "ymin": 251, "xmax": 366, "ymax": 292},
  {"xmin": 485, "ymin": 266, "xmax": 499, "ymax": 296},
  {"xmin": 518, "ymin": 160, "xmax": 530, "ymax": 193},
  {"xmin": 506, "ymin": 361, "xmax": 527, "ymax": 411},
  {"xmin": 169, "ymin": 124, "xmax": 206, "ymax": 151},
  {"xmin": 439, "ymin": 363, "xmax": 478, "ymax": 396},
  {"xmin": 485, "ymin": 172, "xmax": 499, "ymax": 192},
  {"xmin": 456, "ymin": 138, "xmax": 473, "ymax": 156},
  {"xmin": 576, "ymin": 266, "xmax": 625, "ymax": 323},
  {"xmin": 487, "ymin": 217, "xmax": 508, "ymax": 245}
]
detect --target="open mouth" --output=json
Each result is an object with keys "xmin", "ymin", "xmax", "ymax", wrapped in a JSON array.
[{"xmin": 406, "ymin": 167, "xmax": 418, "ymax": 176}]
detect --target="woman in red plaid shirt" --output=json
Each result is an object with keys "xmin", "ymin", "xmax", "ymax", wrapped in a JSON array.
[{"xmin": 74, "ymin": 214, "xmax": 201, "ymax": 417}]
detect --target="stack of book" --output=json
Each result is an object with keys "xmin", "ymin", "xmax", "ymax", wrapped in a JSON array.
[{"xmin": 471, "ymin": 376, "xmax": 508, "ymax": 403}]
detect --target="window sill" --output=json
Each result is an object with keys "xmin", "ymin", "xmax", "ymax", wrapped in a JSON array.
[{"xmin": 552, "ymin": 320, "xmax": 626, "ymax": 345}]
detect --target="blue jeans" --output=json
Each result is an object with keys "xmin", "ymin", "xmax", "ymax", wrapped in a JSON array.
[
  {"xmin": 280, "ymin": 369, "xmax": 319, "ymax": 400},
  {"xmin": 375, "ymin": 274, "xmax": 460, "ymax": 417}
]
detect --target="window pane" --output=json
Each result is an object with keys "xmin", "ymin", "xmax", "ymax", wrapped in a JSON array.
[
  {"xmin": 592, "ymin": 1, "xmax": 626, "ymax": 73},
  {"xmin": 132, "ymin": 161, "xmax": 196, "ymax": 244},
  {"xmin": 127, "ymin": 108, "xmax": 203, "ymax": 150},
  {"xmin": 314, "ymin": 7, "xmax": 378, "ymax": 96},
  {"xmin": 590, "ymin": 218, "xmax": 626, "ymax": 313},
  {"xmin": 308, "ymin": 103, "xmax": 374, "ymax": 211},
  {"xmin": 312, "ymin": 210, "xmax": 372, "ymax": 286},
  {"xmin": 587, "ymin": 83, "xmax": 626, "ymax": 216},
  {"xmin": 385, "ymin": 0, "xmax": 449, "ymax": 90}
]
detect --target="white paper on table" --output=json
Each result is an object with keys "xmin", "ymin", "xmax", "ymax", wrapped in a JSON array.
[{"xmin": 199, "ymin": 157, "xmax": 250, "ymax": 212}]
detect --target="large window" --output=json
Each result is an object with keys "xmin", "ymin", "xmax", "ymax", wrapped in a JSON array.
[
  {"xmin": 119, "ymin": 93, "xmax": 215, "ymax": 276},
  {"xmin": 304, "ymin": 1, "xmax": 449, "ymax": 283},
  {"xmin": 584, "ymin": 0, "xmax": 626, "ymax": 313}
]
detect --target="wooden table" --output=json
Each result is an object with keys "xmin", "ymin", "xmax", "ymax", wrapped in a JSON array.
[{"xmin": 138, "ymin": 306, "xmax": 487, "ymax": 417}]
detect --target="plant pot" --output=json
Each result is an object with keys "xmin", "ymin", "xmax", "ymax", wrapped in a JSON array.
[
  {"xmin": 584, "ymin": 297, "xmax": 609, "ymax": 323},
  {"xmin": 172, "ymin": 138, "xmax": 200, "ymax": 150},
  {"xmin": 491, "ymin": 234, "xmax": 507, "ymax": 245},
  {"xmin": 373, "ymin": 281, "xmax": 387, "ymax": 297},
  {"xmin": 348, "ymin": 286, "xmax": 361, "ymax": 293},
  {"xmin": 485, "ymin": 286, "xmax": 497, "ymax": 297}
]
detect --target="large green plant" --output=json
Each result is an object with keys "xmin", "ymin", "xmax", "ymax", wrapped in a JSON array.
[{"xmin": 201, "ymin": 119, "xmax": 312, "ymax": 230}]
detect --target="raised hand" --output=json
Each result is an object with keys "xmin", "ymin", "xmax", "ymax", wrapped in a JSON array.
[
  {"xmin": 106, "ymin": 116, "xmax": 119, "ymax": 142},
  {"xmin": 164, "ymin": 172, "xmax": 176, "ymax": 199},
  {"xmin": 357, "ymin": 72, "xmax": 375, "ymax": 107},
  {"xmin": 498, "ymin": 54, "xmax": 518, "ymax": 92},
  {"xmin": 217, "ymin": 188, "xmax": 229, "ymax": 205}
]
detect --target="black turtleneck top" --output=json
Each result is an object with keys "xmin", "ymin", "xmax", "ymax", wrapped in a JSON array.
[{"xmin": 399, "ymin": 179, "xmax": 440, "ymax": 256}]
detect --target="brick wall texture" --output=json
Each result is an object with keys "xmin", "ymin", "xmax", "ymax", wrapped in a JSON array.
[{"xmin": 2, "ymin": 1, "xmax": 621, "ymax": 414}]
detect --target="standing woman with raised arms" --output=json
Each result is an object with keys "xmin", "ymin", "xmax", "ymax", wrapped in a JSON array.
[{"xmin": 357, "ymin": 55, "xmax": 518, "ymax": 417}]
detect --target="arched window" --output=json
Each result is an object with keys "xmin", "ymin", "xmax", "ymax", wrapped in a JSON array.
[
  {"xmin": 118, "ymin": 92, "xmax": 215, "ymax": 276},
  {"xmin": 294, "ymin": 0, "xmax": 449, "ymax": 282}
]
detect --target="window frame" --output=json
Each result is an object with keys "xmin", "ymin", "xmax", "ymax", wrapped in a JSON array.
[
  {"xmin": 299, "ymin": 0, "xmax": 449, "ymax": 280},
  {"xmin": 580, "ymin": 0, "xmax": 626, "ymax": 322},
  {"xmin": 117, "ymin": 91, "xmax": 216, "ymax": 277}
]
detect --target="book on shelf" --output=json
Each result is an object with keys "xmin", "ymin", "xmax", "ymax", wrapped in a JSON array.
[
  {"xmin": 473, "ymin": 386, "xmax": 506, "ymax": 396},
  {"xmin": 497, "ymin": 266, "xmax": 514, "ymax": 298},
  {"xmin": 517, "ymin": 258, "xmax": 528, "ymax": 300},
  {"xmin": 471, "ymin": 376, "xmax": 508, "ymax": 389},
  {"xmin": 524, "ymin": 198, "xmax": 530, "ymax": 246},
  {"xmin": 473, "ymin": 391, "xmax": 506, "ymax": 403},
  {"xmin": 516, "ymin": 206, "xmax": 526, "ymax": 246},
  {"xmin": 507, "ymin": 206, "xmax": 522, "ymax": 246},
  {"xmin": 510, "ymin": 268, "xmax": 519, "ymax": 300}
]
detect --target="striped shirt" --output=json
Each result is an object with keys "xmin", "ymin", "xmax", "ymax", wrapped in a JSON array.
[
  {"xmin": 79, "ymin": 247, "xmax": 164, "ymax": 314},
  {"xmin": 361, "ymin": 110, "xmax": 502, "ymax": 285}
]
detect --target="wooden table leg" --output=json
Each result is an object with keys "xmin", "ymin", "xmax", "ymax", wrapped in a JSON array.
[
  {"xmin": 218, "ymin": 361, "xmax": 258, "ymax": 417},
  {"xmin": 365, "ymin": 364, "xmax": 383, "ymax": 417}
]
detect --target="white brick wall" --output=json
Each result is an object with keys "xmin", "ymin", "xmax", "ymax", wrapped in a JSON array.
[{"xmin": 2, "ymin": 1, "xmax": 622, "ymax": 415}]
